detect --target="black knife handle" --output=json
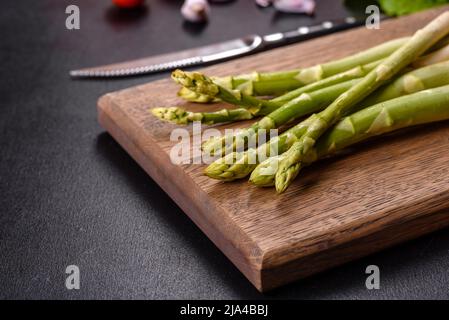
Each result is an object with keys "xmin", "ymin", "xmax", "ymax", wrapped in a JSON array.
[{"xmin": 262, "ymin": 17, "xmax": 365, "ymax": 47}]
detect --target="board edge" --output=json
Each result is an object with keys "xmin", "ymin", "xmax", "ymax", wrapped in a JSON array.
[{"xmin": 97, "ymin": 93, "xmax": 269, "ymax": 291}]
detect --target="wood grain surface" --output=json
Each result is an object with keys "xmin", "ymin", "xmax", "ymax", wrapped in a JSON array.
[{"xmin": 98, "ymin": 7, "xmax": 449, "ymax": 291}]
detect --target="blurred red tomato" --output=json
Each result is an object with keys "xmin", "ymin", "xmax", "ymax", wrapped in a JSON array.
[{"xmin": 112, "ymin": 0, "xmax": 145, "ymax": 9}]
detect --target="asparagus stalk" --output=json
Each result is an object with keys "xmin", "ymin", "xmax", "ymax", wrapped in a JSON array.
[
  {"xmin": 314, "ymin": 85, "xmax": 449, "ymax": 157},
  {"xmin": 206, "ymin": 59, "xmax": 449, "ymax": 181},
  {"xmin": 202, "ymin": 79, "xmax": 359, "ymax": 156},
  {"xmin": 151, "ymin": 106, "xmax": 253, "ymax": 125},
  {"xmin": 359, "ymin": 60, "xmax": 449, "ymax": 109},
  {"xmin": 177, "ymin": 87, "xmax": 219, "ymax": 103},
  {"xmin": 177, "ymin": 37, "xmax": 409, "ymax": 102},
  {"xmin": 273, "ymin": 12, "xmax": 449, "ymax": 193},
  {"xmin": 250, "ymin": 85, "xmax": 449, "ymax": 186},
  {"xmin": 270, "ymin": 60, "xmax": 382, "ymax": 105}
]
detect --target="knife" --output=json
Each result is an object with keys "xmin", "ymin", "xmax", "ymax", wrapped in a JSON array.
[{"xmin": 70, "ymin": 16, "xmax": 365, "ymax": 78}]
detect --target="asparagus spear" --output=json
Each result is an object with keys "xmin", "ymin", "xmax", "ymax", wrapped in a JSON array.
[
  {"xmin": 176, "ymin": 37, "xmax": 409, "ymax": 102},
  {"xmin": 156, "ymin": 61, "xmax": 379, "ymax": 125},
  {"xmin": 273, "ymin": 12, "xmax": 449, "ymax": 193},
  {"xmin": 206, "ymin": 59, "xmax": 449, "ymax": 181},
  {"xmin": 202, "ymin": 79, "xmax": 359, "ymax": 156},
  {"xmin": 250, "ymin": 85, "xmax": 449, "ymax": 186},
  {"xmin": 151, "ymin": 106, "xmax": 253, "ymax": 125}
]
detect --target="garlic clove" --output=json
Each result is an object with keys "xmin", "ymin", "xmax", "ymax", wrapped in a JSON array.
[
  {"xmin": 273, "ymin": 0, "xmax": 316, "ymax": 15},
  {"xmin": 181, "ymin": 0, "xmax": 210, "ymax": 23}
]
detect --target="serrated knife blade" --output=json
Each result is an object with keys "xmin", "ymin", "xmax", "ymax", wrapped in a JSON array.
[{"xmin": 70, "ymin": 17, "xmax": 364, "ymax": 78}]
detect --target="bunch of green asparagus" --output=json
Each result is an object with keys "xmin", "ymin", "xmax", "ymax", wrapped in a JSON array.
[{"xmin": 152, "ymin": 12, "xmax": 449, "ymax": 193}]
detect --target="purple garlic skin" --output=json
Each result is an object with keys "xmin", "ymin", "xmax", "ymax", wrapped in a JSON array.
[{"xmin": 181, "ymin": 0, "xmax": 210, "ymax": 23}]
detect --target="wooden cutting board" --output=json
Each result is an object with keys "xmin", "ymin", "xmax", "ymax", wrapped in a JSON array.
[{"xmin": 98, "ymin": 7, "xmax": 449, "ymax": 292}]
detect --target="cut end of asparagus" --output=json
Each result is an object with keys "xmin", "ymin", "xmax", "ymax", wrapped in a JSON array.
[
  {"xmin": 177, "ymin": 87, "xmax": 219, "ymax": 103},
  {"xmin": 151, "ymin": 107, "xmax": 202, "ymax": 125},
  {"xmin": 171, "ymin": 69, "xmax": 220, "ymax": 98}
]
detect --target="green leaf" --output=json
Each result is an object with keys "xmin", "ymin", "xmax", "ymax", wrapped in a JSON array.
[{"xmin": 378, "ymin": 0, "xmax": 449, "ymax": 16}]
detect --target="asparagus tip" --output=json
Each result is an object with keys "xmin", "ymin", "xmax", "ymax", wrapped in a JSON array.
[
  {"xmin": 248, "ymin": 156, "xmax": 279, "ymax": 187},
  {"xmin": 171, "ymin": 69, "xmax": 220, "ymax": 97},
  {"xmin": 150, "ymin": 106, "xmax": 196, "ymax": 125},
  {"xmin": 204, "ymin": 162, "xmax": 231, "ymax": 181},
  {"xmin": 274, "ymin": 162, "xmax": 300, "ymax": 193}
]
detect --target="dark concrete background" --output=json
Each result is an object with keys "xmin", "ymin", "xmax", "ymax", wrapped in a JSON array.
[{"xmin": 1, "ymin": 0, "xmax": 448, "ymax": 299}]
